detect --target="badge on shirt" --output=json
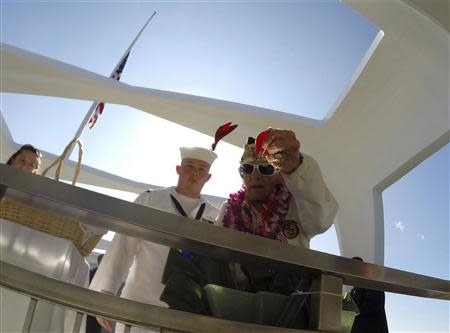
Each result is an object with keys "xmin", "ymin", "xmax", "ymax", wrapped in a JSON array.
[{"xmin": 281, "ymin": 220, "xmax": 300, "ymax": 239}]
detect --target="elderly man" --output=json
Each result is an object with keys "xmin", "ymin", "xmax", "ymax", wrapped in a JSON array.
[
  {"xmin": 217, "ymin": 129, "xmax": 337, "ymax": 247},
  {"xmin": 215, "ymin": 129, "xmax": 338, "ymax": 302},
  {"xmin": 90, "ymin": 147, "xmax": 219, "ymax": 333}
]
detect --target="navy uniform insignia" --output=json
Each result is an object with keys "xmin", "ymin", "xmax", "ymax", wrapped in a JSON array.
[{"xmin": 281, "ymin": 220, "xmax": 299, "ymax": 239}]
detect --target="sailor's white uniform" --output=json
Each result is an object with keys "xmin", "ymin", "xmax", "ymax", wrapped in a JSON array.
[{"xmin": 89, "ymin": 186, "xmax": 218, "ymax": 333}]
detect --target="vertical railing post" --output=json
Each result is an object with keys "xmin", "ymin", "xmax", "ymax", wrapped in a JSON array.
[
  {"xmin": 21, "ymin": 297, "xmax": 38, "ymax": 333},
  {"xmin": 72, "ymin": 312, "xmax": 84, "ymax": 333},
  {"xmin": 309, "ymin": 273, "xmax": 343, "ymax": 332}
]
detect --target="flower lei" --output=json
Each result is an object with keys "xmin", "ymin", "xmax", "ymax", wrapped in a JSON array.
[{"xmin": 223, "ymin": 184, "xmax": 291, "ymax": 241}]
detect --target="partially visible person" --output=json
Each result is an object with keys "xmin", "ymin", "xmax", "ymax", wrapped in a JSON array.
[
  {"xmin": 90, "ymin": 146, "xmax": 219, "ymax": 333},
  {"xmin": 2, "ymin": 143, "xmax": 90, "ymax": 332},
  {"xmin": 86, "ymin": 254, "xmax": 105, "ymax": 333},
  {"xmin": 89, "ymin": 254, "xmax": 104, "ymax": 282},
  {"xmin": 6, "ymin": 144, "xmax": 41, "ymax": 174},
  {"xmin": 350, "ymin": 257, "xmax": 389, "ymax": 333}
]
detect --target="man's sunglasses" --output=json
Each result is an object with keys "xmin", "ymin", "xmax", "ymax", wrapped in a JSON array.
[{"xmin": 239, "ymin": 163, "xmax": 279, "ymax": 176}]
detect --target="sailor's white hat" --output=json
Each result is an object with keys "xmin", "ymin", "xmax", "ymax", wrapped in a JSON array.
[{"xmin": 179, "ymin": 147, "xmax": 217, "ymax": 166}]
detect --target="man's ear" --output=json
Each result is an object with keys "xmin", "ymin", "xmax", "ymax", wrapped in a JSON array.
[
  {"xmin": 205, "ymin": 173, "xmax": 212, "ymax": 182},
  {"xmin": 176, "ymin": 165, "xmax": 181, "ymax": 175}
]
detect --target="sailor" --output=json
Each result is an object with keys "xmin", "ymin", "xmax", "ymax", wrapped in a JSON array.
[{"xmin": 90, "ymin": 146, "xmax": 218, "ymax": 333}]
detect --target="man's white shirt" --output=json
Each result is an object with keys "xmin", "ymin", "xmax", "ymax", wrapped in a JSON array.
[{"xmin": 89, "ymin": 187, "xmax": 218, "ymax": 333}]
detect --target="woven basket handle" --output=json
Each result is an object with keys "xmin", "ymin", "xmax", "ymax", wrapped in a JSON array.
[{"xmin": 42, "ymin": 138, "xmax": 83, "ymax": 185}]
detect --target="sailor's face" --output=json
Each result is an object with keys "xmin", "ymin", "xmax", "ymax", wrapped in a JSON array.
[
  {"xmin": 241, "ymin": 161, "xmax": 282, "ymax": 204},
  {"xmin": 10, "ymin": 150, "xmax": 39, "ymax": 174},
  {"xmin": 176, "ymin": 159, "xmax": 211, "ymax": 191}
]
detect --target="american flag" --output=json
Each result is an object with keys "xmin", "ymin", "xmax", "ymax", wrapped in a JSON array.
[{"xmin": 88, "ymin": 51, "xmax": 130, "ymax": 129}]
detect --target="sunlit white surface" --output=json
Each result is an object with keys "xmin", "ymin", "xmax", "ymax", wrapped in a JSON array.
[
  {"xmin": 102, "ymin": 231, "xmax": 116, "ymax": 242},
  {"xmin": 0, "ymin": 1, "xmax": 378, "ymax": 120},
  {"xmin": 0, "ymin": 0, "xmax": 378, "ymax": 200},
  {"xmin": 92, "ymin": 248, "xmax": 106, "ymax": 255}
]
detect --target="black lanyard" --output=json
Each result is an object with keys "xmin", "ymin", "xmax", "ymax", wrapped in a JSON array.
[{"xmin": 170, "ymin": 194, "xmax": 206, "ymax": 220}]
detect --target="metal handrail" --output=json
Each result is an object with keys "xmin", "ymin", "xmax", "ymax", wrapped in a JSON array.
[
  {"xmin": 0, "ymin": 164, "xmax": 449, "ymax": 300},
  {"xmin": 0, "ymin": 261, "xmax": 309, "ymax": 333}
]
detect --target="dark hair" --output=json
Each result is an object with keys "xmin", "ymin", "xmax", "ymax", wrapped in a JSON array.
[{"xmin": 6, "ymin": 144, "xmax": 42, "ymax": 169}]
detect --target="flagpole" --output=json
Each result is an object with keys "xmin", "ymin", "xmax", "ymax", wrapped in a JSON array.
[{"xmin": 71, "ymin": 11, "xmax": 157, "ymax": 141}]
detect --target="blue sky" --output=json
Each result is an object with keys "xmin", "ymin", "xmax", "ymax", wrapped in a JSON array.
[
  {"xmin": 383, "ymin": 144, "xmax": 449, "ymax": 332},
  {"xmin": 1, "ymin": 1, "xmax": 448, "ymax": 331}
]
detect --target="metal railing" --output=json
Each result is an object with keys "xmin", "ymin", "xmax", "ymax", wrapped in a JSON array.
[
  {"xmin": 1, "ymin": 164, "xmax": 449, "ymax": 332},
  {"xmin": 1, "ymin": 261, "xmax": 311, "ymax": 333}
]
